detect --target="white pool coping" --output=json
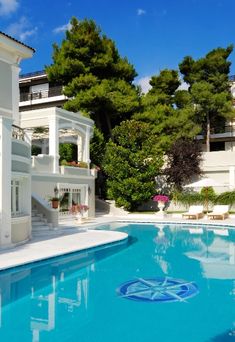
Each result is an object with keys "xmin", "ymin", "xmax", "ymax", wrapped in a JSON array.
[
  {"xmin": 0, "ymin": 212, "xmax": 235, "ymax": 271},
  {"xmin": 0, "ymin": 229, "xmax": 128, "ymax": 271}
]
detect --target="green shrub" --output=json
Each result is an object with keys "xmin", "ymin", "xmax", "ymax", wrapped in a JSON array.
[
  {"xmin": 78, "ymin": 161, "xmax": 88, "ymax": 168},
  {"xmin": 174, "ymin": 189, "xmax": 235, "ymax": 208},
  {"xmin": 200, "ymin": 187, "xmax": 216, "ymax": 202},
  {"xmin": 214, "ymin": 191, "xmax": 235, "ymax": 205},
  {"xmin": 60, "ymin": 159, "xmax": 68, "ymax": 166},
  {"xmin": 173, "ymin": 191, "xmax": 204, "ymax": 206}
]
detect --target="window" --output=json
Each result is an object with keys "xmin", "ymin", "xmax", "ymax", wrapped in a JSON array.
[
  {"xmin": 210, "ymin": 141, "xmax": 225, "ymax": 151},
  {"xmin": 11, "ymin": 180, "xmax": 21, "ymax": 216}
]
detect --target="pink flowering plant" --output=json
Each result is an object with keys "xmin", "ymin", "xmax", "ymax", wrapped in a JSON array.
[
  {"xmin": 153, "ymin": 194, "xmax": 169, "ymax": 203},
  {"xmin": 70, "ymin": 204, "xmax": 89, "ymax": 214}
]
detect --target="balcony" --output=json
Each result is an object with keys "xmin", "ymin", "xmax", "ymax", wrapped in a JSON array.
[
  {"xmin": 197, "ymin": 124, "xmax": 235, "ymax": 142},
  {"xmin": 11, "ymin": 125, "xmax": 31, "ymax": 174},
  {"xmin": 12, "ymin": 124, "xmax": 26, "ymax": 141},
  {"xmin": 31, "ymin": 155, "xmax": 97, "ymax": 178},
  {"xmin": 20, "ymin": 85, "xmax": 64, "ymax": 102}
]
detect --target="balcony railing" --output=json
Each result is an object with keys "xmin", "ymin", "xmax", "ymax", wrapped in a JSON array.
[
  {"xmin": 199, "ymin": 124, "xmax": 235, "ymax": 136},
  {"xmin": 19, "ymin": 70, "xmax": 45, "ymax": 79},
  {"xmin": 12, "ymin": 124, "xmax": 25, "ymax": 141},
  {"xmin": 20, "ymin": 85, "xmax": 63, "ymax": 102}
]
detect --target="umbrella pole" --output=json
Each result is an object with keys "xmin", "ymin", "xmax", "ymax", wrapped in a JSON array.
[{"xmin": 205, "ymin": 187, "xmax": 208, "ymax": 214}]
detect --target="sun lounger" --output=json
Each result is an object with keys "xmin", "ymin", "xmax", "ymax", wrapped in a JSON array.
[
  {"xmin": 207, "ymin": 205, "xmax": 229, "ymax": 220},
  {"xmin": 182, "ymin": 205, "xmax": 204, "ymax": 219}
]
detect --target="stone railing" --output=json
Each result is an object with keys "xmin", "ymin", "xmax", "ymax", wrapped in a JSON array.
[{"xmin": 12, "ymin": 124, "xmax": 25, "ymax": 141}]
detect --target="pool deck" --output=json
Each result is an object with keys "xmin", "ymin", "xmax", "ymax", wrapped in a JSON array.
[
  {"xmin": 0, "ymin": 228, "xmax": 127, "ymax": 271},
  {"xmin": 0, "ymin": 212, "xmax": 235, "ymax": 271}
]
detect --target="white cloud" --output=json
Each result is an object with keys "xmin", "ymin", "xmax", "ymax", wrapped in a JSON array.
[
  {"xmin": 53, "ymin": 22, "xmax": 72, "ymax": 34},
  {"xmin": 136, "ymin": 77, "xmax": 189, "ymax": 94},
  {"xmin": 6, "ymin": 17, "xmax": 37, "ymax": 41},
  {"xmin": 137, "ymin": 8, "xmax": 146, "ymax": 16},
  {"xmin": 0, "ymin": 0, "xmax": 18, "ymax": 16},
  {"xmin": 136, "ymin": 76, "xmax": 152, "ymax": 94},
  {"xmin": 177, "ymin": 81, "xmax": 189, "ymax": 91}
]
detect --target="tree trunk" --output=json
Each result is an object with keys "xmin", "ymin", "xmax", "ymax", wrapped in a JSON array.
[
  {"xmin": 206, "ymin": 113, "xmax": 210, "ymax": 152},
  {"xmin": 104, "ymin": 111, "xmax": 112, "ymax": 138}
]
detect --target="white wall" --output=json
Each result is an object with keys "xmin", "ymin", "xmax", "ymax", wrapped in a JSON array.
[
  {"xmin": 225, "ymin": 141, "xmax": 235, "ymax": 151},
  {"xmin": 0, "ymin": 60, "xmax": 12, "ymax": 111},
  {"xmin": 32, "ymin": 175, "xmax": 95, "ymax": 217},
  {"xmin": 201, "ymin": 151, "xmax": 235, "ymax": 191}
]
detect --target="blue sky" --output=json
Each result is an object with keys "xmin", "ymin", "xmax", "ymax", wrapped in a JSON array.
[{"xmin": 1, "ymin": 0, "xmax": 235, "ymax": 91}]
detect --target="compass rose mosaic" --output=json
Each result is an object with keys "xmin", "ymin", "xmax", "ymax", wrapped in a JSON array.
[{"xmin": 117, "ymin": 277, "xmax": 199, "ymax": 303}]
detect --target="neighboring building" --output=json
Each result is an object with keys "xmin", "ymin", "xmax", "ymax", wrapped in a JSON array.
[
  {"xmin": 19, "ymin": 70, "xmax": 67, "ymax": 111},
  {"xmin": 198, "ymin": 77, "xmax": 235, "ymax": 190}
]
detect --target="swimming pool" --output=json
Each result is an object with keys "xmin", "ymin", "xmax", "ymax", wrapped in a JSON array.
[{"xmin": 0, "ymin": 223, "xmax": 234, "ymax": 341}]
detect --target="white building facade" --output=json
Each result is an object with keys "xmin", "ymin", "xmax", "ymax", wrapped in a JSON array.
[
  {"xmin": 0, "ymin": 32, "xmax": 34, "ymax": 247},
  {"xmin": 0, "ymin": 32, "xmax": 96, "ymax": 248}
]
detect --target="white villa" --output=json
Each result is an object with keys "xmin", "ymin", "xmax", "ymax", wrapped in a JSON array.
[{"xmin": 0, "ymin": 32, "xmax": 96, "ymax": 249}]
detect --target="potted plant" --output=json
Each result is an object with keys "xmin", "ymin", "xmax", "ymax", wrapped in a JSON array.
[
  {"xmin": 49, "ymin": 186, "xmax": 61, "ymax": 209},
  {"xmin": 49, "ymin": 197, "xmax": 61, "ymax": 209},
  {"xmin": 69, "ymin": 204, "xmax": 89, "ymax": 222},
  {"xmin": 153, "ymin": 194, "xmax": 169, "ymax": 214}
]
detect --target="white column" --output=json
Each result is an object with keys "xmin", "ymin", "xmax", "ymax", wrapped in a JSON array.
[
  {"xmin": 49, "ymin": 115, "xmax": 59, "ymax": 173},
  {"xmin": 0, "ymin": 116, "xmax": 13, "ymax": 246},
  {"xmin": 82, "ymin": 126, "xmax": 90, "ymax": 163},
  {"xmin": 11, "ymin": 64, "xmax": 20, "ymax": 126},
  {"xmin": 77, "ymin": 135, "xmax": 83, "ymax": 161},
  {"xmin": 41, "ymin": 139, "xmax": 48, "ymax": 154},
  {"xmin": 229, "ymin": 166, "xmax": 235, "ymax": 189},
  {"xmin": 24, "ymin": 129, "xmax": 33, "ymax": 145}
]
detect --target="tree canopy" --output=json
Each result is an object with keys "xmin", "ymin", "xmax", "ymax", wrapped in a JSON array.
[
  {"xmin": 134, "ymin": 69, "xmax": 200, "ymax": 151},
  {"xmin": 46, "ymin": 17, "xmax": 235, "ymax": 209},
  {"xmin": 46, "ymin": 17, "xmax": 140, "ymax": 138},
  {"xmin": 164, "ymin": 138, "xmax": 202, "ymax": 191},
  {"xmin": 103, "ymin": 120, "xmax": 163, "ymax": 211}
]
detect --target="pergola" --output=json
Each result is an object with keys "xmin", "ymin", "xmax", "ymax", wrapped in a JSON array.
[{"xmin": 20, "ymin": 107, "xmax": 94, "ymax": 173}]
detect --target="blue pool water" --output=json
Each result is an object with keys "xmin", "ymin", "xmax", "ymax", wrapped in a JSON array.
[{"xmin": 0, "ymin": 223, "xmax": 235, "ymax": 341}]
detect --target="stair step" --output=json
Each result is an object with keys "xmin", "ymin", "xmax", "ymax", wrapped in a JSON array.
[
  {"xmin": 32, "ymin": 216, "xmax": 47, "ymax": 223},
  {"xmin": 32, "ymin": 221, "xmax": 48, "ymax": 227},
  {"xmin": 32, "ymin": 225, "xmax": 52, "ymax": 231},
  {"xmin": 31, "ymin": 207, "xmax": 54, "ymax": 234}
]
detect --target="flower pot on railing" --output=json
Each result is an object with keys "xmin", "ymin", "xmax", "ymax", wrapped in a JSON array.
[{"xmin": 49, "ymin": 197, "xmax": 60, "ymax": 209}]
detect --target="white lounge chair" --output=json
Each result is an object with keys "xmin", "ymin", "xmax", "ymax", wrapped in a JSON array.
[
  {"xmin": 182, "ymin": 205, "xmax": 204, "ymax": 219},
  {"xmin": 207, "ymin": 205, "xmax": 229, "ymax": 220}
]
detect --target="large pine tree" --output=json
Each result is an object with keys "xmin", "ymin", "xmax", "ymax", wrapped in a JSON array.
[
  {"xmin": 134, "ymin": 69, "xmax": 200, "ymax": 151},
  {"xmin": 46, "ymin": 17, "xmax": 140, "ymax": 138}
]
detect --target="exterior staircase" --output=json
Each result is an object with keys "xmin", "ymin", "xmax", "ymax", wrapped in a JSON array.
[
  {"xmin": 31, "ymin": 208, "xmax": 53, "ymax": 235},
  {"xmin": 95, "ymin": 197, "xmax": 128, "ymax": 216}
]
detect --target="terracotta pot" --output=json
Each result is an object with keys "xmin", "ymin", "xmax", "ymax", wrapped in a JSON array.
[{"xmin": 52, "ymin": 200, "xmax": 59, "ymax": 209}]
